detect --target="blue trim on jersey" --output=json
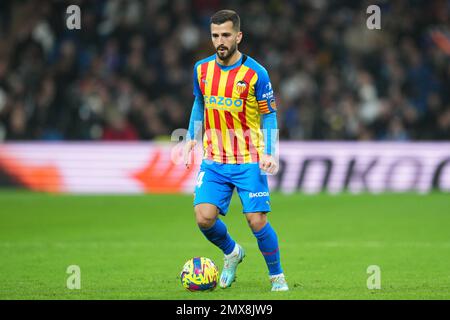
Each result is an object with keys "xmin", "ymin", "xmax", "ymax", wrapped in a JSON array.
[
  {"xmin": 242, "ymin": 56, "xmax": 269, "ymax": 83},
  {"xmin": 243, "ymin": 56, "xmax": 277, "ymax": 113},
  {"xmin": 216, "ymin": 54, "xmax": 243, "ymax": 71},
  {"xmin": 243, "ymin": 56, "xmax": 278, "ymax": 155}
]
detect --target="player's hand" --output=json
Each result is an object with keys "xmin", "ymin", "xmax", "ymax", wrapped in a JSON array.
[
  {"xmin": 259, "ymin": 154, "xmax": 278, "ymax": 175},
  {"xmin": 183, "ymin": 140, "xmax": 197, "ymax": 169}
]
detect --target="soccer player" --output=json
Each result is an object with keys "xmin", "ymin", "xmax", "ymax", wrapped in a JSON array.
[{"xmin": 184, "ymin": 9, "xmax": 288, "ymax": 292}]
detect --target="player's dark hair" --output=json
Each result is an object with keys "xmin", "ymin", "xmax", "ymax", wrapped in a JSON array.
[{"xmin": 210, "ymin": 10, "xmax": 240, "ymax": 31}]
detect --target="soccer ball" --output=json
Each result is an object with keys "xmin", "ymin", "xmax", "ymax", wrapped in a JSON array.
[{"xmin": 180, "ymin": 257, "xmax": 219, "ymax": 291}]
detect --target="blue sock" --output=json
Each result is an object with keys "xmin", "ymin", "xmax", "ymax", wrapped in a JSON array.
[
  {"xmin": 253, "ymin": 222, "xmax": 283, "ymax": 276},
  {"xmin": 200, "ymin": 219, "xmax": 236, "ymax": 255}
]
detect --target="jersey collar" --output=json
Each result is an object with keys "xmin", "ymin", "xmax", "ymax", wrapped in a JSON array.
[{"xmin": 215, "ymin": 54, "xmax": 243, "ymax": 71}]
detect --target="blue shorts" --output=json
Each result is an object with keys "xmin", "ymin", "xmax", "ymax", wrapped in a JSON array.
[{"xmin": 193, "ymin": 160, "xmax": 271, "ymax": 215}]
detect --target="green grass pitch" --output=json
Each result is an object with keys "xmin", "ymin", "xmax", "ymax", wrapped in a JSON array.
[{"xmin": 0, "ymin": 190, "xmax": 449, "ymax": 300}]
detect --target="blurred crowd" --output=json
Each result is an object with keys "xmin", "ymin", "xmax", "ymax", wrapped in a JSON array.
[{"xmin": 0, "ymin": 0, "xmax": 449, "ymax": 142}]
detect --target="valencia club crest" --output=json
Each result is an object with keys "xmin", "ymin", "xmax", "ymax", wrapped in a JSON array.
[{"xmin": 236, "ymin": 80, "xmax": 248, "ymax": 94}]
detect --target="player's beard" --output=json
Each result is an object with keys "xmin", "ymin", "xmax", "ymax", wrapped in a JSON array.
[{"xmin": 216, "ymin": 43, "xmax": 237, "ymax": 62}]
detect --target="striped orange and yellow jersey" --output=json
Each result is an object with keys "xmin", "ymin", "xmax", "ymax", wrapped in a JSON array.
[{"xmin": 193, "ymin": 54, "xmax": 277, "ymax": 164}]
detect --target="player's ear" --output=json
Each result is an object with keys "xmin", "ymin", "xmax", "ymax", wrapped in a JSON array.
[{"xmin": 236, "ymin": 31, "xmax": 243, "ymax": 44}]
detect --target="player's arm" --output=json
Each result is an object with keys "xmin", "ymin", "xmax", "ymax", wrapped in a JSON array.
[
  {"xmin": 260, "ymin": 111, "xmax": 278, "ymax": 174},
  {"xmin": 255, "ymin": 68, "xmax": 279, "ymax": 174},
  {"xmin": 262, "ymin": 111, "xmax": 278, "ymax": 156},
  {"xmin": 184, "ymin": 65, "xmax": 204, "ymax": 168},
  {"xmin": 187, "ymin": 95, "xmax": 204, "ymax": 142}
]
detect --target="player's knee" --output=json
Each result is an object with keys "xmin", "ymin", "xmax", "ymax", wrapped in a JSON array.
[
  {"xmin": 246, "ymin": 213, "xmax": 267, "ymax": 232},
  {"xmin": 195, "ymin": 205, "xmax": 217, "ymax": 229},
  {"xmin": 197, "ymin": 216, "xmax": 216, "ymax": 229}
]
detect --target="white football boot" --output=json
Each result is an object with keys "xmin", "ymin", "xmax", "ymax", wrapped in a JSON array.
[
  {"xmin": 270, "ymin": 274, "xmax": 289, "ymax": 291},
  {"xmin": 219, "ymin": 244, "xmax": 245, "ymax": 288}
]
